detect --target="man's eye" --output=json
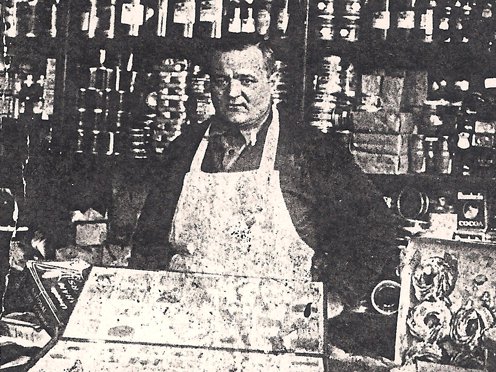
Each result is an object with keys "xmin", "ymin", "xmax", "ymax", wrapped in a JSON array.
[
  {"xmin": 240, "ymin": 78, "xmax": 256, "ymax": 86},
  {"xmin": 213, "ymin": 77, "xmax": 229, "ymax": 86}
]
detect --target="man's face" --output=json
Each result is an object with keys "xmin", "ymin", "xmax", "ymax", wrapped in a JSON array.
[{"xmin": 210, "ymin": 45, "xmax": 274, "ymax": 128}]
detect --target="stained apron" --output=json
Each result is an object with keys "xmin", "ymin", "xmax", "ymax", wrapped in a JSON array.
[{"xmin": 168, "ymin": 107, "xmax": 314, "ymax": 281}]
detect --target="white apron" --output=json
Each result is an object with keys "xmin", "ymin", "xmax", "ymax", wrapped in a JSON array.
[{"xmin": 168, "ymin": 107, "xmax": 314, "ymax": 281}]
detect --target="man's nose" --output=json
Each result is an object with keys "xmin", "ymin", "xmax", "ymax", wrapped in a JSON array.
[{"xmin": 227, "ymin": 79, "xmax": 242, "ymax": 97}]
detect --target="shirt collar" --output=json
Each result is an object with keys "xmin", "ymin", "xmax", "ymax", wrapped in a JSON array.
[{"xmin": 209, "ymin": 110, "xmax": 273, "ymax": 147}]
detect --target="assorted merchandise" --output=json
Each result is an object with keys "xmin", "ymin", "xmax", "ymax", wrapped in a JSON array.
[{"xmin": 310, "ymin": 0, "xmax": 496, "ymax": 47}]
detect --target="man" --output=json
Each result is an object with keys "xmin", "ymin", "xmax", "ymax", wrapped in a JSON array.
[{"xmin": 131, "ymin": 36, "xmax": 401, "ymax": 313}]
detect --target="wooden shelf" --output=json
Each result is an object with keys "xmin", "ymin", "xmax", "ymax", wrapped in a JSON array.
[
  {"xmin": 368, "ymin": 173, "xmax": 496, "ymax": 194},
  {"xmin": 308, "ymin": 39, "xmax": 496, "ymax": 75},
  {"xmin": 6, "ymin": 36, "xmax": 66, "ymax": 60}
]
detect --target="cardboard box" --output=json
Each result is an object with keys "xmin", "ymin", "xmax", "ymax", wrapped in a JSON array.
[
  {"xmin": 75, "ymin": 221, "xmax": 107, "ymax": 246},
  {"xmin": 361, "ymin": 74, "xmax": 382, "ymax": 96},
  {"xmin": 472, "ymin": 133, "xmax": 494, "ymax": 148},
  {"xmin": 29, "ymin": 267, "xmax": 326, "ymax": 371},
  {"xmin": 23, "ymin": 261, "xmax": 90, "ymax": 336},
  {"xmin": 455, "ymin": 191, "xmax": 487, "ymax": 231},
  {"xmin": 352, "ymin": 151, "xmax": 409, "ymax": 174},
  {"xmin": 353, "ymin": 111, "xmax": 415, "ymax": 134},
  {"xmin": 352, "ymin": 133, "xmax": 410, "ymax": 155},
  {"xmin": 475, "ymin": 121, "xmax": 496, "ymax": 134},
  {"xmin": 382, "ymin": 76, "xmax": 404, "ymax": 111},
  {"xmin": 401, "ymin": 71, "xmax": 428, "ymax": 109},
  {"xmin": 56, "ymin": 244, "xmax": 103, "ymax": 265}
]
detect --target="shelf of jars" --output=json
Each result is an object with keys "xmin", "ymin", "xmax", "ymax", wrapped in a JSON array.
[
  {"xmin": 309, "ymin": 0, "xmax": 496, "ymax": 49},
  {"xmin": 0, "ymin": 0, "xmax": 70, "ymax": 157},
  {"xmin": 304, "ymin": 0, "xmax": 496, "ymax": 181},
  {"xmin": 59, "ymin": 0, "xmax": 304, "ymax": 159}
]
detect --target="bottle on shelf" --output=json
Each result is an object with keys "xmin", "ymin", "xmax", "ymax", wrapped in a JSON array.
[
  {"xmin": 475, "ymin": 1, "xmax": 496, "ymax": 52},
  {"xmin": 4, "ymin": 0, "xmax": 19, "ymax": 38},
  {"xmin": 119, "ymin": 0, "xmax": 150, "ymax": 37},
  {"xmin": 95, "ymin": 0, "xmax": 117, "ymax": 39},
  {"xmin": 389, "ymin": 0, "xmax": 415, "ymax": 43},
  {"xmin": 434, "ymin": 0, "xmax": 452, "ymax": 43},
  {"xmin": 156, "ymin": 0, "xmax": 168, "ymax": 36},
  {"xmin": 228, "ymin": 0, "xmax": 242, "ymax": 33},
  {"xmin": 413, "ymin": 0, "xmax": 436, "ymax": 43},
  {"xmin": 171, "ymin": 0, "xmax": 196, "ymax": 38},
  {"xmin": 273, "ymin": 0, "xmax": 290, "ymax": 36},
  {"xmin": 241, "ymin": 0, "xmax": 256, "ymax": 34},
  {"xmin": 367, "ymin": 0, "xmax": 391, "ymax": 42},
  {"xmin": 196, "ymin": 0, "xmax": 223, "ymax": 38},
  {"xmin": 80, "ymin": 0, "xmax": 98, "ymax": 38},
  {"xmin": 255, "ymin": 0, "xmax": 272, "ymax": 37}
]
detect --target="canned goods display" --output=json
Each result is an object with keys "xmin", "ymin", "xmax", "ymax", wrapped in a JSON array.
[
  {"xmin": 271, "ymin": 60, "xmax": 289, "ymax": 104},
  {"xmin": 155, "ymin": 58, "xmax": 190, "ymax": 153},
  {"xmin": 309, "ymin": 55, "xmax": 355, "ymax": 132},
  {"xmin": 189, "ymin": 65, "xmax": 215, "ymax": 124}
]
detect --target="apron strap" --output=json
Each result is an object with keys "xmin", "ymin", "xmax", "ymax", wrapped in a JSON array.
[
  {"xmin": 259, "ymin": 104, "xmax": 279, "ymax": 173},
  {"xmin": 189, "ymin": 126, "xmax": 211, "ymax": 172},
  {"xmin": 189, "ymin": 104, "xmax": 280, "ymax": 173}
]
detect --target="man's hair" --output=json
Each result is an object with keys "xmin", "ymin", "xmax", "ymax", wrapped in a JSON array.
[{"xmin": 205, "ymin": 35, "xmax": 276, "ymax": 77}]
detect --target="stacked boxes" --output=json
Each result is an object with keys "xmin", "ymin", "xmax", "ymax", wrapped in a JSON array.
[{"xmin": 351, "ymin": 71, "xmax": 426, "ymax": 174}]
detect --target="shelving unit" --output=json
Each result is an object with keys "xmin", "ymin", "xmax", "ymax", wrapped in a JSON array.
[
  {"xmin": 301, "ymin": 0, "xmax": 496, "ymax": 243},
  {"xmin": 3, "ymin": 0, "xmax": 496, "ymax": 245}
]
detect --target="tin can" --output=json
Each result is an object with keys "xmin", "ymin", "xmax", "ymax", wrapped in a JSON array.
[{"xmin": 410, "ymin": 134, "xmax": 426, "ymax": 173}]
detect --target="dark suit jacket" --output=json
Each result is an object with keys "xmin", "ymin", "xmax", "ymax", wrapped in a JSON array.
[{"xmin": 131, "ymin": 104, "xmax": 402, "ymax": 306}]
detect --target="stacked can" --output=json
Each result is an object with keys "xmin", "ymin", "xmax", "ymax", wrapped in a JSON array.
[
  {"xmin": 155, "ymin": 58, "xmax": 189, "ymax": 154},
  {"xmin": 310, "ymin": 55, "xmax": 342, "ymax": 131},
  {"xmin": 41, "ymin": 58, "xmax": 56, "ymax": 120},
  {"xmin": 4, "ymin": 0, "xmax": 58, "ymax": 38},
  {"xmin": 17, "ymin": 68, "xmax": 44, "ymax": 117},
  {"xmin": 0, "ymin": 67, "xmax": 18, "ymax": 119},
  {"xmin": 314, "ymin": 0, "xmax": 335, "ymax": 40},
  {"xmin": 271, "ymin": 60, "xmax": 289, "ymax": 104},
  {"xmin": 334, "ymin": 0, "xmax": 361, "ymax": 42},
  {"xmin": 310, "ymin": 55, "xmax": 355, "ymax": 131},
  {"xmin": 76, "ymin": 50, "xmax": 113, "ymax": 154},
  {"xmin": 128, "ymin": 71, "xmax": 156, "ymax": 159},
  {"xmin": 189, "ymin": 65, "xmax": 215, "ymax": 124}
]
